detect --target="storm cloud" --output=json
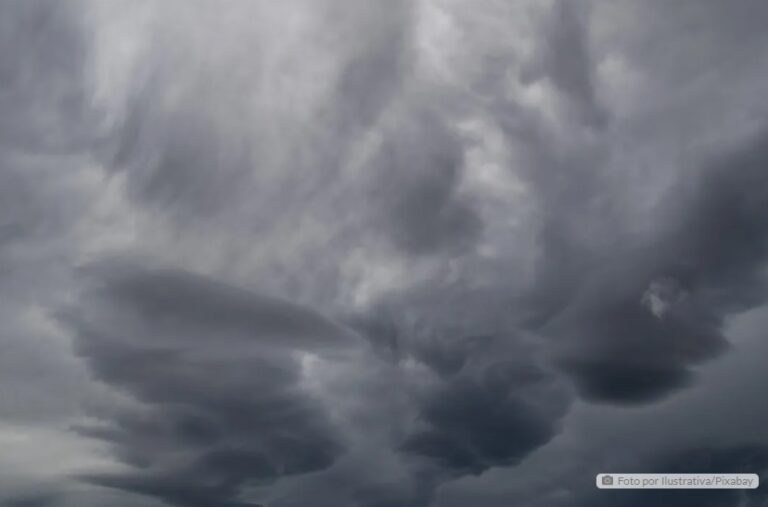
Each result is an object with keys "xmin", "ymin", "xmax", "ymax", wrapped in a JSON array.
[
  {"xmin": 61, "ymin": 263, "xmax": 353, "ymax": 507},
  {"xmin": 3, "ymin": 0, "xmax": 768, "ymax": 506}
]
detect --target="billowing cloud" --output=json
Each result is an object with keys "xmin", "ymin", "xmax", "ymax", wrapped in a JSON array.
[
  {"xmin": 61, "ymin": 263, "xmax": 355, "ymax": 506},
  {"xmin": 536, "ymin": 126, "xmax": 768, "ymax": 403},
  {"xmin": 3, "ymin": 0, "xmax": 768, "ymax": 506}
]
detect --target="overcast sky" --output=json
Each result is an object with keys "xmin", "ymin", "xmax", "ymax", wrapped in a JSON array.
[{"xmin": 2, "ymin": 1, "xmax": 768, "ymax": 506}]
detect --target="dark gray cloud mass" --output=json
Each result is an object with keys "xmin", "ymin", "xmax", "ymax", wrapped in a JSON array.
[
  {"xmin": 536, "ymin": 124, "xmax": 768, "ymax": 404},
  {"xmin": 61, "ymin": 263, "xmax": 351, "ymax": 507},
  {"xmin": 3, "ymin": 0, "xmax": 768, "ymax": 506}
]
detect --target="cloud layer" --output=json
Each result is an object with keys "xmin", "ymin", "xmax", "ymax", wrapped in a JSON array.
[{"xmin": 2, "ymin": 0, "xmax": 768, "ymax": 506}]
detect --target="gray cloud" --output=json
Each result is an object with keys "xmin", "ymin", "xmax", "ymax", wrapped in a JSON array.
[
  {"xmin": 369, "ymin": 110, "xmax": 482, "ymax": 255},
  {"xmin": 60, "ymin": 263, "xmax": 353, "ymax": 507},
  {"xmin": 400, "ymin": 363, "xmax": 563, "ymax": 473},
  {"xmin": 61, "ymin": 261, "xmax": 570, "ymax": 507},
  {"xmin": 535, "ymin": 125, "xmax": 768, "ymax": 404},
  {"xmin": 3, "ymin": 0, "xmax": 768, "ymax": 506},
  {"xmin": 352, "ymin": 279, "xmax": 572, "ymax": 497},
  {"xmin": 0, "ymin": 0, "xmax": 93, "ymax": 155},
  {"xmin": 521, "ymin": 1, "xmax": 606, "ymax": 128}
]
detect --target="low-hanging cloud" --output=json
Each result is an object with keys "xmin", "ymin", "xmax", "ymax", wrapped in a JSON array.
[
  {"xmin": 3, "ymin": 0, "xmax": 768, "ymax": 506},
  {"xmin": 62, "ymin": 263, "xmax": 355, "ymax": 507}
]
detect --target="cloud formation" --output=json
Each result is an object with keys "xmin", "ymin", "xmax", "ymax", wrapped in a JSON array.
[
  {"xmin": 62, "ymin": 263, "xmax": 353, "ymax": 506},
  {"xmin": 2, "ymin": 0, "xmax": 768, "ymax": 506}
]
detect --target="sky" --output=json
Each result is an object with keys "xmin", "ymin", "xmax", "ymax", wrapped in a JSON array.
[{"xmin": 2, "ymin": 0, "xmax": 768, "ymax": 506}]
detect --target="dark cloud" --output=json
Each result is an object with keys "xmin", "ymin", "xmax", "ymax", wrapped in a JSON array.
[
  {"xmin": 61, "ymin": 263, "xmax": 352, "ymax": 507},
  {"xmin": 493, "ymin": 0, "xmax": 768, "ymax": 404},
  {"xmin": 536, "ymin": 126, "xmax": 768, "ymax": 404},
  {"xmin": 3, "ymin": 0, "xmax": 768, "ymax": 506},
  {"xmin": 665, "ymin": 129, "xmax": 768, "ymax": 303},
  {"xmin": 354, "ymin": 282, "xmax": 571, "ymax": 495},
  {"xmin": 400, "ymin": 365, "xmax": 562, "ymax": 474},
  {"xmin": 73, "ymin": 260, "xmax": 357, "ymax": 352},
  {"xmin": 542, "ymin": 266, "xmax": 728, "ymax": 403}
]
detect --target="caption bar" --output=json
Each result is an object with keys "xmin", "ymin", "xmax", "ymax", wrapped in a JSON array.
[{"xmin": 597, "ymin": 474, "xmax": 759, "ymax": 489}]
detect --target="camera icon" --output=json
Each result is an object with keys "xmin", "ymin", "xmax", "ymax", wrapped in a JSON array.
[{"xmin": 601, "ymin": 475, "xmax": 614, "ymax": 486}]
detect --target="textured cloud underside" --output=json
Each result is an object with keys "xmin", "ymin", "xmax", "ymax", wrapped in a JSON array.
[{"xmin": 2, "ymin": 1, "xmax": 768, "ymax": 506}]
